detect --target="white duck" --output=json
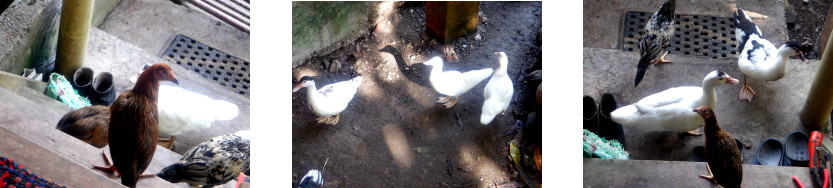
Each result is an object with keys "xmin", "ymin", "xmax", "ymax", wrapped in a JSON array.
[
  {"xmin": 293, "ymin": 75, "xmax": 363, "ymax": 125},
  {"xmin": 130, "ymin": 64, "xmax": 240, "ymax": 149},
  {"xmin": 423, "ymin": 56, "xmax": 493, "ymax": 108},
  {"xmin": 481, "ymin": 52, "xmax": 514, "ymax": 125},
  {"xmin": 734, "ymin": 8, "xmax": 806, "ymax": 103},
  {"xmin": 610, "ymin": 70, "xmax": 739, "ymax": 135}
]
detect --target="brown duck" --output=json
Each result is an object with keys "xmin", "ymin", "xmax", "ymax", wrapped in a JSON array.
[{"xmin": 694, "ymin": 105, "xmax": 742, "ymax": 188}]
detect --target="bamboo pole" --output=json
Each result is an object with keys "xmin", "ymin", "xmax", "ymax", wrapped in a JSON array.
[
  {"xmin": 55, "ymin": 0, "xmax": 94, "ymax": 77},
  {"xmin": 801, "ymin": 31, "xmax": 833, "ymax": 130}
]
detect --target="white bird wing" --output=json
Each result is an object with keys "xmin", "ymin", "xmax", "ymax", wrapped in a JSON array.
[
  {"xmin": 741, "ymin": 35, "xmax": 775, "ymax": 65},
  {"xmin": 317, "ymin": 76, "xmax": 363, "ymax": 102},
  {"xmin": 157, "ymin": 85, "xmax": 240, "ymax": 135},
  {"xmin": 480, "ymin": 75, "xmax": 513, "ymax": 125},
  {"xmin": 459, "ymin": 68, "xmax": 494, "ymax": 94},
  {"xmin": 497, "ymin": 77, "xmax": 514, "ymax": 106},
  {"xmin": 635, "ymin": 87, "xmax": 699, "ymax": 109}
]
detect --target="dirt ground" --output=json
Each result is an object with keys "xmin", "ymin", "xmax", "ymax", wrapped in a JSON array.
[
  {"xmin": 785, "ymin": 0, "xmax": 832, "ymax": 59},
  {"xmin": 291, "ymin": 2, "xmax": 541, "ymax": 187}
]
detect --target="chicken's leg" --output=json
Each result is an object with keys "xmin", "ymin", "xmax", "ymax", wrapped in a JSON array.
[
  {"xmin": 739, "ymin": 74, "xmax": 757, "ymax": 103},
  {"xmin": 93, "ymin": 150, "xmax": 174, "ymax": 179},
  {"xmin": 158, "ymin": 136, "xmax": 176, "ymax": 149},
  {"xmin": 93, "ymin": 150, "xmax": 120, "ymax": 176},
  {"xmin": 699, "ymin": 164, "xmax": 718, "ymax": 183},
  {"xmin": 167, "ymin": 136, "xmax": 176, "ymax": 149},
  {"xmin": 652, "ymin": 51, "xmax": 673, "ymax": 64}
]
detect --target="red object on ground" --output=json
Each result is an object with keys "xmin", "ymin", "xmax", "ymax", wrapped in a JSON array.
[
  {"xmin": 810, "ymin": 131, "xmax": 823, "ymax": 168},
  {"xmin": 793, "ymin": 176, "xmax": 805, "ymax": 188}
]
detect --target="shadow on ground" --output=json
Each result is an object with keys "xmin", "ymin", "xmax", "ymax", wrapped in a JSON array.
[{"xmin": 292, "ymin": 2, "xmax": 542, "ymax": 187}]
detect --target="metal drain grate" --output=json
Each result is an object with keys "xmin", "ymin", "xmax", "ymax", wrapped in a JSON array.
[
  {"xmin": 623, "ymin": 11, "xmax": 738, "ymax": 59},
  {"xmin": 162, "ymin": 34, "xmax": 250, "ymax": 96}
]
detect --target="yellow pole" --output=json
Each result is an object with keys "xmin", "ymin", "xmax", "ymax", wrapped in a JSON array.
[
  {"xmin": 55, "ymin": 0, "xmax": 94, "ymax": 77},
  {"xmin": 801, "ymin": 31, "xmax": 833, "ymax": 130}
]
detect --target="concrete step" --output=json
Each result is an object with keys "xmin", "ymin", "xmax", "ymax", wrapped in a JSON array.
[
  {"xmin": 0, "ymin": 86, "xmax": 187, "ymax": 187},
  {"xmin": 584, "ymin": 158, "xmax": 814, "ymax": 187},
  {"xmin": 0, "ymin": 126, "xmax": 124, "ymax": 187},
  {"xmin": 0, "ymin": 79, "xmax": 66, "ymax": 126},
  {"xmin": 0, "ymin": 70, "xmax": 72, "ymax": 116},
  {"xmin": 0, "ymin": 76, "xmax": 242, "ymax": 187}
]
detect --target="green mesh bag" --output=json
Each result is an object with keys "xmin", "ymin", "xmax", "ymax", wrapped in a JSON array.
[
  {"xmin": 44, "ymin": 73, "xmax": 91, "ymax": 109},
  {"xmin": 583, "ymin": 129, "xmax": 629, "ymax": 160}
]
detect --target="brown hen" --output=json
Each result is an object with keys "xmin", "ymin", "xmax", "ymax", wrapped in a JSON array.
[
  {"xmin": 56, "ymin": 105, "xmax": 110, "ymax": 148},
  {"xmin": 94, "ymin": 63, "xmax": 178, "ymax": 187},
  {"xmin": 694, "ymin": 106, "xmax": 742, "ymax": 188}
]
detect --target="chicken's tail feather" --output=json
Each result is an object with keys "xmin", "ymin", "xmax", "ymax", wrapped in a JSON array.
[
  {"xmin": 634, "ymin": 56, "xmax": 651, "ymax": 87},
  {"xmin": 657, "ymin": 0, "xmax": 676, "ymax": 18},
  {"xmin": 734, "ymin": 8, "xmax": 762, "ymax": 51}
]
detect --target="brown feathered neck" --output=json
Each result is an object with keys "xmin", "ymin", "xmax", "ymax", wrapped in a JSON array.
[
  {"xmin": 132, "ymin": 67, "xmax": 164, "ymax": 100},
  {"xmin": 698, "ymin": 108, "xmax": 722, "ymax": 135}
]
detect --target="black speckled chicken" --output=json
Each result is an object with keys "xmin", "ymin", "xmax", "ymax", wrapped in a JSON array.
[
  {"xmin": 157, "ymin": 131, "xmax": 250, "ymax": 187},
  {"xmin": 694, "ymin": 106, "xmax": 742, "ymax": 188},
  {"xmin": 56, "ymin": 105, "xmax": 110, "ymax": 148},
  {"xmin": 634, "ymin": 0, "xmax": 676, "ymax": 87}
]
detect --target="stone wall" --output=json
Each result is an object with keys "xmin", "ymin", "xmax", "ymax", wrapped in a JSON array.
[
  {"xmin": 0, "ymin": 0, "xmax": 120, "ymax": 75},
  {"xmin": 291, "ymin": 1, "xmax": 370, "ymax": 68}
]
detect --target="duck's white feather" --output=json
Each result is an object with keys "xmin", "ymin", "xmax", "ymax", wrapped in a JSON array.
[
  {"xmin": 425, "ymin": 57, "xmax": 493, "ymax": 97},
  {"xmin": 481, "ymin": 52, "xmax": 514, "ymax": 125},
  {"xmin": 130, "ymin": 64, "xmax": 240, "ymax": 136},
  {"xmin": 738, "ymin": 34, "xmax": 792, "ymax": 81},
  {"xmin": 610, "ymin": 71, "xmax": 736, "ymax": 133},
  {"xmin": 305, "ymin": 76, "xmax": 362, "ymax": 117},
  {"xmin": 611, "ymin": 87, "xmax": 707, "ymax": 132},
  {"xmin": 157, "ymin": 84, "xmax": 240, "ymax": 136}
]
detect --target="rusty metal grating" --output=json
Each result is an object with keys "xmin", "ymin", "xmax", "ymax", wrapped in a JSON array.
[
  {"xmin": 162, "ymin": 34, "xmax": 250, "ymax": 96},
  {"xmin": 623, "ymin": 11, "xmax": 739, "ymax": 59}
]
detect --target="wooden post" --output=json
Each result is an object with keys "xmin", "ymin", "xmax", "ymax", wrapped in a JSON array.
[
  {"xmin": 801, "ymin": 31, "xmax": 833, "ymax": 130},
  {"xmin": 425, "ymin": 1, "xmax": 480, "ymax": 43},
  {"xmin": 55, "ymin": 0, "xmax": 94, "ymax": 78}
]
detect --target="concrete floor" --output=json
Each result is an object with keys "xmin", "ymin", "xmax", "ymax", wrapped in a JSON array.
[
  {"xmin": 583, "ymin": 0, "xmax": 832, "ymax": 163},
  {"xmin": 91, "ymin": 0, "xmax": 250, "ymax": 155},
  {"xmin": 98, "ymin": 0, "xmax": 249, "ymax": 62},
  {"xmin": 584, "ymin": 0, "xmax": 790, "ymax": 50},
  {"xmin": 83, "ymin": 27, "xmax": 250, "ymax": 156}
]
